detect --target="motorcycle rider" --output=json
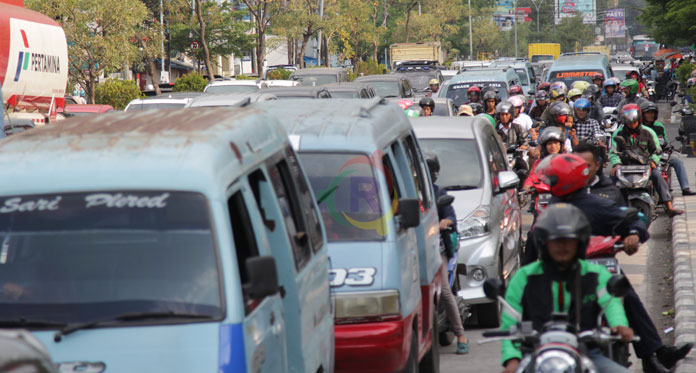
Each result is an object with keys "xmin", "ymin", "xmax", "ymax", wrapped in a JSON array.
[
  {"xmin": 496, "ymin": 102, "xmax": 527, "ymax": 148},
  {"xmin": 584, "ymin": 84, "xmax": 604, "ymax": 122},
  {"xmin": 599, "ymin": 79, "xmax": 624, "ymax": 108},
  {"xmin": 509, "ymin": 95, "xmax": 533, "ymax": 132},
  {"xmin": 573, "ymin": 142, "xmax": 625, "ymax": 206},
  {"xmin": 627, "ymin": 71, "xmax": 649, "ymax": 98},
  {"xmin": 483, "ymin": 90, "xmax": 498, "ymax": 116},
  {"xmin": 426, "ymin": 153, "xmax": 469, "ymax": 354},
  {"xmin": 529, "ymin": 90, "xmax": 549, "ymax": 120},
  {"xmin": 573, "ymin": 98, "xmax": 604, "ymax": 147},
  {"xmin": 508, "ymin": 85, "xmax": 524, "ymax": 97},
  {"xmin": 640, "ymin": 101, "xmax": 696, "ymax": 195},
  {"xmin": 502, "ymin": 202, "xmax": 634, "ymax": 373},
  {"xmin": 425, "ymin": 79, "xmax": 440, "ymax": 97},
  {"xmin": 466, "ymin": 85, "xmax": 482, "ymax": 104},
  {"xmin": 550, "ymin": 81, "xmax": 568, "ymax": 102},
  {"xmin": 609, "ymin": 104, "xmax": 684, "ymax": 217},
  {"xmin": 568, "ymin": 88, "xmax": 583, "ymax": 104},
  {"xmin": 592, "ymin": 72, "xmax": 605, "ymax": 90},
  {"xmin": 419, "ymin": 97, "xmax": 435, "ymax": 117},
  {"xmin": 543, "ymin": 102, "xmax": 577, "ymax": 148},
  {"xmin": 616, "ymin": 79, "xmax": 649, "ymax": 113},
  {"xmin": 537, "ymin": 153, "xmax": 693, "ymax": 372},
  {"xmin": 458, "ymin": 104, "xmax": 474, "ymax": 117}
]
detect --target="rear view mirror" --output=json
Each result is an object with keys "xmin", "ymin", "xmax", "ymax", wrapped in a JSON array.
[
  {"xmin": 245, "ymin": 256, "xmax": 280, "ymax": 300},
  {"xmin": 483, "ymin": 278, "xmax": 505, "ymax": 300},
  {"xmin": 396, "ymin": 198, "xmax": 420, "ymax": 229},
  {"xmin": 436, "ymin": 194, "xmax": 454, "ymax": 207},
  {"xmin": 498, "ymin": 171, "xmax": 520, "ymax": 191},
  {"xmin": 607, "ymin": 275, "xmax": 631, "ymax": 298}
]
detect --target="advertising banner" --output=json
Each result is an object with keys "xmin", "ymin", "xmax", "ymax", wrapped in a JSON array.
[
  {"xmin": 605, "ymin": 8, "xmax": 626, "ymax": 38},
  {"xmin": 555, "ymin": 0, "xmax": 596, "ymax": 25}
]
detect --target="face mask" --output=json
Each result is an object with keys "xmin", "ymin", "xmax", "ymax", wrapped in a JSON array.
[{"xmin": 556, "ymin": 115, "xmax": 567, "ymax": 124}]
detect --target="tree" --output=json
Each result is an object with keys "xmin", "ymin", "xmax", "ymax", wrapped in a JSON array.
[
  {"xmin": 27, "ymin": 0, "xmax": 149, "ymax": 103},
  {"xmin": 273, "ymin": 0, "xmax": 324, "ymax": 67},
  {"xmin": 640, "ymin": 0, "xmax": 696, "ymax": 46},
  {"xmin": 242, "ymin": 0, "xmax": 285, "ymax": 75}
]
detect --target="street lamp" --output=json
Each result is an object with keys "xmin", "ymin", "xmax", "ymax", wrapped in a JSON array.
[{"xmin": 530, "ymin": 0, "xmax": 544, "ymax": 34}]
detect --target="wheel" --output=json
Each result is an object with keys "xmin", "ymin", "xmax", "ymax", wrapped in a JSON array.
[
  {"xmin": 629, "ymin": 199, "xmax": 653, "ymax": 227},
  {"xmin": 403, "ymin": 328, "xmax": 418, "ymax": 373},
  {"xmin": 419, "ymin": 310, "xmax": 440, "ymax": 373}
]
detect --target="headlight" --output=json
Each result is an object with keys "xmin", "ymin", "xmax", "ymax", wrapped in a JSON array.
[
  {"xmin": 458, "ymin": 206, "xmax": 490, "ymax": 239},
  {"xmin": 468, "ymin": 266, "xmax": 487, "ymax": 283},
  {"xmin": 334, "ymin": 290, "xmax": 400, "ymax": 324},
  {"xmin": 534, "ymin": 350, "xmax": 577, "ymax": 373}
]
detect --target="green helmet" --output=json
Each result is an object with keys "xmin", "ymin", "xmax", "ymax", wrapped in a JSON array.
[
  {"xmin": 476, "ymin": 113, "xmax": 496, "ymax": 128},
  {"xmin": 404, "ymin": 109, "xmax": 420, "ymax": 117},
  {"xmin": 620, "ymin": 79, "xmax": 639, "ymax": 95}
]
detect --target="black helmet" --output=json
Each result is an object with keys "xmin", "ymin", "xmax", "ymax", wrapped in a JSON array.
[
  {"xmin": 483, "ymin": 90, "xmax": 497, "ymax": 101},
  {"xmin": 539, "ymin": 126, "xmax": 565, "ymax": 146},
  {"xmin": 585, "ymin": 84, "xmax": 601, "ymax": 100},
  {"xmin": 469, "ymin": 102, "xmax": 484, "ymax": 114},
  {"xmin": 534, "ymin": 203, "xmax": 592, "ymax": 262},
  {"xmin": 425, "ymin": 152, "xmax": 440, "ymax": 182},
  {"xmin": 419, "ymin": 97, "xmax": 435, "ymax": 110},
  {"xmin": 640, "ymin": 101, "xmax": 658, "ymax": 117},
  {"xmin": 495, "ymin": 102, "xmax": 513, "ymax": 114}
]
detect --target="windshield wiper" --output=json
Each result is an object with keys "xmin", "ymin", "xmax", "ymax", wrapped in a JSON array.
[
  {"xmin": 0, "ymin": 318, "xmax": 66, "ymax": 328},
  {"xmin": 54, "ymin": 311, "xmax": 214, "ymax": 342},
  {"xmin": 443, "ymin": 185, "xmax": 478, "ymax": 191}
]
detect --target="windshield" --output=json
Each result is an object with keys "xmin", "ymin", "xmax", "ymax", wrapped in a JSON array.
[
  {"xmin": 126, "ymin": 103, "xmax": 186, "ymax": 111},
  {"xmin": 531, "ymin": 55, "xmax": 554, "ymax": 62},
  {"xmin": 403, "ymin": 73, "xmax": 439, "ymax": 91},
  {"xmin": 205, "ymin": 85, "xmax": 259, "ymax": 94},
  {"xmin": 548, "ymin": 70, "xmax": 603, "ymax": 88},
  {"xmin": 0, "ymin": 191, "xmax": 222, "ymax": 324},
  {"xmin": 515, "ymin": 69, "xmax": 530, "ymax": 85},
  {"xmin": 432, "ymin": 102, "xmax": 453, "ymax": 116},
  {"xmin": 365, "ymin": 81, "xmax": 401, "ymax": 98},
  {"xmin": 445, "ymin": 81, "xmax": 508, "ymax": 106},
  {"xmin": 292, "ymin": 75, "xmax": 338, "ymax": 86},
  {"xmin": 299, "ymin": 153, "xmax": 386, "ymax": 242},
  {"xmin": 419, "ymin": 139, "xmax": 483, "ymax": 189}
]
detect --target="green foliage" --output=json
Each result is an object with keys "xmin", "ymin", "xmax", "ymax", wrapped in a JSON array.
[
  {"xmin": 356, "ymin": 59, "xmax": 388, "ymax": 76},
  {"xmin": 173, "ymin": 74, "xmax": 208, "ymax": 92},
  {"xmin": 234, "ymin": 75, "xmax": 258, "ymax": 80},
  {"xmin": 95, "ymin": 79, "xmax": 143, "ymax": 110},
  {"xmin": 267, "ymin": 68, "xmax": 293, "ymax": 80},
  {"xmin": 347, "ymin": 71, "xmax": 356, "ymax": 82},
  {"xmin": 640, "ymin": 0, "xmax": 696, "ymax": 46},
  {"xmin": 677, "ymin": 64, "xmax": 696, "ymax": 85}
]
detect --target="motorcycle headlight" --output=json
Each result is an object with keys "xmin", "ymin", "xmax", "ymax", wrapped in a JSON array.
[
  {"xmin": 457, "ymin": 206, "xmax": 490, "ymax": 239},
  {"xmin": 534, "ymin": 350, "xmax": 577, "ymax": 373},
  {"xmin": 333, "ymin": 290, "xmax": 400, "ymax": 324}
]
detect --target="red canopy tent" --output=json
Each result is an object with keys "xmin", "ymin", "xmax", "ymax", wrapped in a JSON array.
[{"xmin": 654, "ymin": 49, "xmax": 683, "ymax": 60}]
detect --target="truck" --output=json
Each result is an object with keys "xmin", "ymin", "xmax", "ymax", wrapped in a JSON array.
[
  {"xmin": 582, "ymin": 45, "xmax": 611, "ymax": 58},
  {"xmin": 528, "ymin": 43, "xmax": 561, "ymax": 62},
  {"xmin": 389, "ymin": 42, "xmax": 443, "ymax": 70},
  {"xmin": 1, "ymin": 0, "xmax": 68, "ymax": 127}
]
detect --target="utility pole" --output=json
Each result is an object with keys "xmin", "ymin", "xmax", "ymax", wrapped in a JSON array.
[
  {"xmin": 514, "ymin": 0, "xmax": 518, "ymax": 58},
  {"xmin": 531, "ymin": 0, "xmax": 544, "ymax": 34},
  {"xmin": 160, "ymin": 0, "xmax": 164, "ymax": 80},
  {"xmin": 317, "ymin": 0, "xmax": 324, "ymax": 66},
  {"xmin": 468, "ymin": 0, "xmax": 473, "ymax": 60}
]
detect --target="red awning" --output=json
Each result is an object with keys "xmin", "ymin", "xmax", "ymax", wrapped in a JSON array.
[{"xmin": 654, "ymin": 49, "xmax": 683, "ymax": 59}]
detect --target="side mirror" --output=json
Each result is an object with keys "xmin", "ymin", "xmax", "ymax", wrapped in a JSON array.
[
  {"xmin": 245, "ymin": 256, "xmax": 280, "ymax": 300},
  {"xmin": 436, "ymin": 194, "xmax": 454, "ymax": 207},
  {"xmin": 483, "ymin": 278, "xmax": 505, "ymax": 300},
  {"xmin": 607, "ymin": 275, "xmax": 631, "ymax": 298},
  {"xmin": 621, "ymin": 207, "xmax": 639, "ymax": 220},
  {"xmin": 671, "ymin": 101, "xmax": 678, "ymax": 106},
  {"xmin": 396, "ymin": 198, "xmax": 420, "ymax": 229},
  {"xmin": 498, "ymin": 170, "xmax": 520, "ymax": 191}
]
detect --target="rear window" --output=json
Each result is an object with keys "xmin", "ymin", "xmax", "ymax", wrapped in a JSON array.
[
  {"xmin": 419, "ymin": 139, "xmax": 483, "ymax": 189},
  {"xmin": 515, "ymin": 69, "xmax": 529, "ymax": 85},
  {"xmin": 362, "ymin": 81, "xmax": 401, "ymax": 98},
  {"xmin": 548, "ymin": 69, "xmax": 603, "ymax": 87},
  {"xmin": 445, "ymin": 81, "xmax": 508, "ymax": 106},
  {"xmin": 204, "ymin": 85, "xmax": 259, "ymax": 94},
  {"xmin": 126, "ymin": 103, "xmax": 186, "ymax": 111},
  {"xmin": 403, "ymin": 73, "xmax": 439, "ymax": 91},
  {"xmin": 328, "ymin": 90, "xmax": 360, "ymax": 99},
  {"xmin": 292, "ymin": 75, "xmax": 338, "ymax": 86},
  {"xmin": 299, "ymin": 153, "xmax": 387, "ymax": 242}
]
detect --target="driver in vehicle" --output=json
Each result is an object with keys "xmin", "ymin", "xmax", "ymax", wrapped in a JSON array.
[{"xmin": 501, "ymin": 203, "xmax": 633, "ymax": 373}]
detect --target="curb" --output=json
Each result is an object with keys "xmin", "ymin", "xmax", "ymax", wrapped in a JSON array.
[{"xmin": 671, "ymin": 182, "xmax": 696, "ymax": 372}]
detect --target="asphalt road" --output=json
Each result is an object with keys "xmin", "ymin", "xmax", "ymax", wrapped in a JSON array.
[{"xmin": 439, "ymin": 102, "xmax": 679, "ymax": 372}]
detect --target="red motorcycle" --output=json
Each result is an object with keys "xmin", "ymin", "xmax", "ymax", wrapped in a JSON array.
[{"xmin": 586, "ymin": 235, "xmax": 623, "ymax": 274}]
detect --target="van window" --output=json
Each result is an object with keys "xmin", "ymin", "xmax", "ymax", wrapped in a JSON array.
[
  {"xmin": 0, "ymin": 191, "xmax": 223, "ymax": 323},
  {"xmin": 382, "ymin": 154, "xmax": 403, "ymax": 233},
  {"xmin": 285, "ymin": 148, "xmax": 324, "ymax": 253},
  {"xmin": 402, "ymin": 135, "xmax": 433, "ymax": 209},
  {"xmin": 299, "ymin": 152, "xmax": 387, "ymax": 241},
  {"xmin": 228, "ymin": 191, "xmax": 261, "ymax": 314},
  {"xmin": 486, "ymin": 134, "xmax": 508, "ymax": 189},
  {"xmin": 268, "ymin": 160, "xmax": 312, "ymax": 271}
]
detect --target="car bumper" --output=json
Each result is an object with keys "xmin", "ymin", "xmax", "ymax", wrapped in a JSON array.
[
  {"xmin": 335, "ymin": 312, "xmax": 415, "ymax": 372},
  {"xmin": 455, "ymin": 234, "xmax": 499, "ymax": 305}
]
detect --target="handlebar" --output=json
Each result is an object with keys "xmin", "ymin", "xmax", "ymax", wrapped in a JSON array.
[{"xmin": 482, "ymin": 330, "xmax": 511, "ymax": 338}]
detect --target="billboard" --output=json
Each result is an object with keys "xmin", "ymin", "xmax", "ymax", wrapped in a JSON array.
[
  {"xmin": 493, "ymin": 3, "xmax": 532, "ymax": 31},
  {"xmin": 555, "ymin": 0, "xmax": 596, "ymax": 25},
  {"xmin": 605, "ymin": 8, "xmax": 626, "ymax": 38}
]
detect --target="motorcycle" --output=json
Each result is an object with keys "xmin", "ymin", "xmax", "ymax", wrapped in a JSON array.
[
  {"xmin": 602, "ymin": 107, "xmax": 619, "ymax": 151},
  {"xmin": 646, "ymin": 80, "xmax": 657, "ymax": 102},
  {"xmin": 670, "ymin": 100, "xmax": 696, "ymax": 156},
  {"xmin": 612, "ymin": 136, "xmax": 656, "ymax": 225},
  {"xmin": 478, "ymin": 276, "xmax": 640, "ymax": 372},
  {"xmin": 507, "ymin": 145, "xmax": 530, "ymax": 187},
  {"xmin": 436, "ymin": 194, "xmax": 471, "ymax": 346}
]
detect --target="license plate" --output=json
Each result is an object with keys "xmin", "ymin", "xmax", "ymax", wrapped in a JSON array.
[{"xmin": 587, "ymin": 257, "xmax": 619, "ymax": 273}]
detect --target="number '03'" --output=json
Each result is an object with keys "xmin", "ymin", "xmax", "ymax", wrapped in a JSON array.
[{"xmin": 329, "ymin": 268, "xmax": 376, "ymax": 287}]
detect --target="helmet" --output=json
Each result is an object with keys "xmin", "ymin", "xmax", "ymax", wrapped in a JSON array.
[
  {"xmin": 535, "ymin": 90, "xmax": 549, "ymax": 100},
  {"xmin": 592, "ymin": 72, "xmax": 605, "ymax": 82},
  {"xmin": 550, "ymin": 82, "xmax": 567, "ymax": 99},
  {"xmin": 458, "ymin": 104, "xmax": 474, "ymax": 116},
  {"xmin": 467, "ymin": 86, "xmax": 481, "ymax": 94},
  {"xmin": 419, "ymin": 97, "xmax": 435, "ymax": 110},
  {"xmin": 538, "ymin": 82, "xmax": 551, "ymax": 92},
  {"xmin": 539, "ymin": 126, "xmax": 565, "ymax": 147},
  {"xmin": 567, "ymin": 88, "xmax": 583, "ymax": 100},
  {"xmin": 585, "ymin": 84, "xmax": 601, "ymax": 99},
  {"xmin": 640, "ymin": 101, "xmax": 658, "ymax": 117},
  {"xmin": 603, "ymin": 79, "xmax": 617, "ymax": 88},
  {"xmin": 549, "ymin": 101, "xmax": 571, "ymax": 124},
  {"xmin": 620, "ymin": 79, "xmax": 639, "ymax": 95},
  {"xmin": 509, "ymin": 85, "xmax": 523, "ymax": 95},
  {"xmin": 533, "ymin": 203, "xmax": 592, "ymax": 261},
  {"xmin": 428, "ymin": 78, "xmax": 440, "ymax": 86},
  {"xmin": 626, "ymin": 70, "xmax": 639, "ymax": 79},
  {"xmin": 610, "ymin": 77, "xmax": 621, "ymax": 85},
  {"xmin": 574, "ymin": 97, "xmax": 591, "ymax": 111},
  {"xmin": 477, "ymin": 113, "xmax": 496, "ymax": 127},
  {"xmin": 534, "ymin": 153, "xmax": 591, "ymax": 197},
  {"xmin": 469, "ymin": 102, "xmax": 485, "ymax": 115},
  {"xmin": 571, "ymin": 81, "xmax": 590, "ymax": 92},
  {"xmin": 495, "ymin": 102, "xmax": 513, "ymax": 115},
  {"xmin": 508, "ymin": 95, "xmax": 524, "ymax": 108},
  {"xmin": 483, "ymin": 90, "xmax": 498, "ymax": 101},
  {"xmin": 425, "ymin": 152, "xmax": 440, "ymax": 181},
  {"xmin": 404, "ymin": 109, "xmax": 420, "ymax": 117},
  {"xmin": 620, "ymin": 104, "xmax": 642, "ymax": 125},
  {"xmin": 397, "ymin": 99, "xmax": 415, "ymax": 110}
]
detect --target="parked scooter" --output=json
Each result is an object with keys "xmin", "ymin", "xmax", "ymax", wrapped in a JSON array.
[
  {"xmin": 478, "ymin": 276, "xmax": 640, "ymax": 372},
  {"xmin": 612, "ymin": 137, "xmax": 656, "ymax": 225},
  {"xmin": 436, "ymin": 194, "xmax": 471, "ymax": 346}
]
